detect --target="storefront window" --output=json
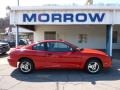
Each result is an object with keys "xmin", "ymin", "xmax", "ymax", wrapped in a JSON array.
[
  {"xmin": 44, "ymin": 31, "xmax": 56, "ymax": 40},
  {"xmin": 78, "ymin": 34, "xmax": 87, "ymax": 43}
]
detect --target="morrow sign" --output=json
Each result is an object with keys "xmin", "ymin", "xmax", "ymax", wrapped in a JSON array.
[{"xmin": 23, "ymin": 13, "xmax": 105, "ymax": 23}]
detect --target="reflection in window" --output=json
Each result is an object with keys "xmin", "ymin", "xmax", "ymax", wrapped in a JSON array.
[
  {"xmin": 32, "ymin": 43, "xmax": 45, "ymax": 51},
  {"xmin": 47, "ymin": 42, "xmax": 71, "ymax": 52}
]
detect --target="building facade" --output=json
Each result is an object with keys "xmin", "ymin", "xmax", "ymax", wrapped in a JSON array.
[{"xmin": 10, "ymin": 6, "xmax": 120, "ymax": 56}]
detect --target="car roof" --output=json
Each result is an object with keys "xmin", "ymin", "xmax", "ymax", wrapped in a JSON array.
[{"xmin": 39, "ymin": 40, "xmax": 65, "ymax": 43}]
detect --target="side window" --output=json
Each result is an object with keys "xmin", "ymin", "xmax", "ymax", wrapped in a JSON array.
[
  {"xmin": 32, "ymin": 43, "xmax": 46, "ymax": 51},
  {"xmin": 47, "ymin": 42, "xmax": 72, "ymax": 52}
]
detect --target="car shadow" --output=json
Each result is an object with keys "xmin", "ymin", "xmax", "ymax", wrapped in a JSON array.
[{"xmin": 10, "ymin": 60, "xmax": 120, "ymax": 84}]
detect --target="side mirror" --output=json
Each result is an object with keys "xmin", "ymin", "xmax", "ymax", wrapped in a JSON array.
[
  {"xmin": 72, "ymin": 48, "xmax": 80, "ymax": 52},
  {"xmin": 76, "ymin": 48, "xmax": 80, "ymax": 51}
]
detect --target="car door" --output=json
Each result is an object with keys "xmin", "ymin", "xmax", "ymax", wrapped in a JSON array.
[
  {"xmin": 45, "ymin": 42, "xmax": 82, "ymax": 69},
  {"xmin": 32, "ymin": 42, "xmax": 49, "ymax": 68}
]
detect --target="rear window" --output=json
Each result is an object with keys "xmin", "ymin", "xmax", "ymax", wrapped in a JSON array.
[{"xmin": 32, "ymin": 43, "xmax": 46, "ymax": 51}]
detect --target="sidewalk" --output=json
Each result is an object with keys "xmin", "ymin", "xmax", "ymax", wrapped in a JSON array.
[{"xmin": 0, "ymin": 54, "xmax": 8, "ymax": 65}]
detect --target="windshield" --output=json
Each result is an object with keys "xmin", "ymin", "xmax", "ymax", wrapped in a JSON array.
[{"xmin": 64, "ymin": 41, "xmax": 79, "ymax": 49}]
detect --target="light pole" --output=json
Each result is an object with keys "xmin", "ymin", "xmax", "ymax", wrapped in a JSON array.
[
  {"xmin": 16, "ymin": 0, "xmax": 19, "ymax": 47},
  {"xmin": 17, "ymin": 0, "xmax": 19, "ymax": 6}
]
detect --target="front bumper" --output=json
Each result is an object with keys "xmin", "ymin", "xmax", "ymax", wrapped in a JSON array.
[{"xmin": 8, "ymin": 57, "xmax": 17, "ymax": 67}]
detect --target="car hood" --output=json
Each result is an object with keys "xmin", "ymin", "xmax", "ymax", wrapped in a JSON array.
[{"xmin": 80, "ymin": 48, "xmax": 107, "ymax": 56}]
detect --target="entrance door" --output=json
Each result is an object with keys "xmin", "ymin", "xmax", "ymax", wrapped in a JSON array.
[{"xmin": 44, "ymin": 32, "xmax": 56, "ymax": 40}]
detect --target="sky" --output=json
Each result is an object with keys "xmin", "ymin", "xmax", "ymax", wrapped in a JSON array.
[{"xmin": 0, "ymin": 0, "xmax": 120, "ymax": 18}]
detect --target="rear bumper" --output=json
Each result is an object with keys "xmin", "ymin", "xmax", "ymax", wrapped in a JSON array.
[{"xmin": 8, "ymin": 57, "xmax": 17, "ymax": 67}]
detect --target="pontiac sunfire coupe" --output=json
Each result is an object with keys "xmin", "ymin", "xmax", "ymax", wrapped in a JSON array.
[{"xmin": 8, "ymin": 40, "xmax": 112, "ymax": 74}]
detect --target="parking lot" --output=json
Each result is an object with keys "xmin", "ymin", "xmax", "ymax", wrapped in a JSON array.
[{"xmin": 0, "ymin": 54, "xmax": 120, "ymax": 90}]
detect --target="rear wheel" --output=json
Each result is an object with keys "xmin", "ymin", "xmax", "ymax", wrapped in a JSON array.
[
  {"xmin": 85, "ymin": 59, "xmax": 102, "ymax": 74},
  {"xmin": 18, "ymin": 59, "xmax": 34, "ymax": 74}
]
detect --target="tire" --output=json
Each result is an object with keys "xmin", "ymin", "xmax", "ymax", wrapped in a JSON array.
[
  {"xmin": 85, "ymin": 59, "xmax": 102, "ymax": 74},
  {"xmin": 18, "ymin": 59, "xmax": 34, "ymax": 74}
]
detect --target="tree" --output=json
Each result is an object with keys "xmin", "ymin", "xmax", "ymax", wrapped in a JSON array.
[{"xmin": 0, "ymin": 16, "xmax": 10, "ymax": 30}]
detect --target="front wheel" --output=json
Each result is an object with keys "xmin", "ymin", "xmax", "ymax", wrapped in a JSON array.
[
  {"xmin": 85, "ymin": 59, "xmax": 102, "ymax": 74},
  {"xmin": 18, "ymin": 59, "xmax": 34, "ymax": 74}
]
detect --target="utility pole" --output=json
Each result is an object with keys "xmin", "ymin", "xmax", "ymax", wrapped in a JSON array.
[
  {"xmin": 16, "ymin": 0, "xmax": 19, "ymax": 47},
  {"xmin": 18, "ymin": 0, "xmax": 19, "ymax": 6}
]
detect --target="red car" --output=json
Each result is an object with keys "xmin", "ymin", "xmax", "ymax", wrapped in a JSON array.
[{"xmin": 8, "ymin": 40, "xmax": 112, "ymax": 74}]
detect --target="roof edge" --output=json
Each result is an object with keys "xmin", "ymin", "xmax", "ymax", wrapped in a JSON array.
[{"xmin": 10, "ymin": 5, "xmax": 120, "ymax": 11}]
